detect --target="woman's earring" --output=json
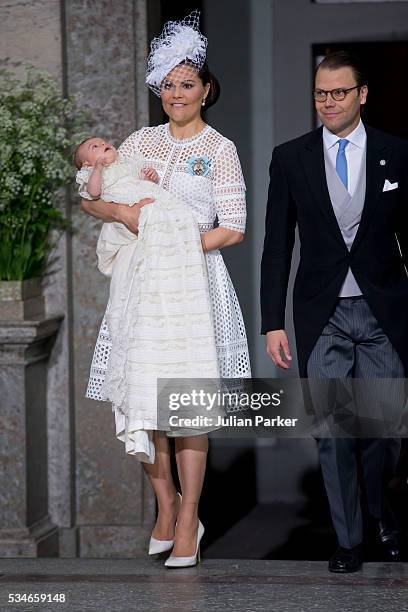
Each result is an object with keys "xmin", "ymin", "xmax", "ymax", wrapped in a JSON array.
[{"xmin": 202, "ymin": 98, "xmax": 206, "ymax": 107}]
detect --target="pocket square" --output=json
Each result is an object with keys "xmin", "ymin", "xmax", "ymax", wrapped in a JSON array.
[{"xmin": 383, "ymin": 179, "xmax": 398, "ymax": 192}]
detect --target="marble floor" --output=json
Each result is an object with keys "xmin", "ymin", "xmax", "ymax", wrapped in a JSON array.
[{"xmin": 1, "ymin": 558, "xmax": 407, "ymax": 612}]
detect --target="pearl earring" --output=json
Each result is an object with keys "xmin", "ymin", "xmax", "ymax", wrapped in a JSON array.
[{"xmin": 202, "ymin": 99, "xmax": 206, "ymax": 106}]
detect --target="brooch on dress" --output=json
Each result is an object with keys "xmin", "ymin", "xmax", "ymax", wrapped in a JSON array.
[{"xmin": 187, "ymin": 155, "xmax": 211, "ymax": 177}]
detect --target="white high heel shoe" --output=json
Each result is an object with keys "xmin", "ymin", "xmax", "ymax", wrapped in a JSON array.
[
  {"xmin": 148, "ymin": 535, "xmax": 174, "ymax": 555},
  {"xmin": 164, "ymin": 520, "xmax": 205, "ymax": 568},
  {"xmin": 148, "ymin": 492, "xmax": 181, "ymax": 555}
]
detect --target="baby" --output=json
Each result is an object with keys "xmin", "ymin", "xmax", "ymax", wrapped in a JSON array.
[
  {"xmin": 74, "ymin": 137, "xmax": 158, "ymax": 196},
  {"xmin": 74, "ymin": 137, "xmax": 162, "ymax": 275},
  {"xmin": 74, "ymin": 136, "xmax": 220, "ymax": 461}
]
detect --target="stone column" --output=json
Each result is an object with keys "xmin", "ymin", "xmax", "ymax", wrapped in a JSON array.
[
  {"xmin": 0, "ymin": 0, "xmax": 154, "ymax": 558},
  {"xmin": 64, "ymin": 0, "xmax": 154, "ymax": 557},
  {"xmin": 0, "ymin": 0, "xmax": 76, "ymax": 557},
  {"xmin": 0, "ymin": 316, "xmax": 62, "ymax": 557}
]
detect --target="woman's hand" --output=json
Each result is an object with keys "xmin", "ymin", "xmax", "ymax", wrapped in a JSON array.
[
  {"xmin": 80, "ymin": 197, "xmax": 155, "ymax": 234},
  {"xmin": 120, "ymin": 198, "xmax": 155, "ymax": 233}
]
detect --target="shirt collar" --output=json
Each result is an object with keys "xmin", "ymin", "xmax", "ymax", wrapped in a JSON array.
[{"xmin": 323, "ymin": 119, "xmax": 366, "ymax": 150}]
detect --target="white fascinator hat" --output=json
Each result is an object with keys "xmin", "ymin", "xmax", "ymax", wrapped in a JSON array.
[{"xmin": 146, "ymin": 9, "xmax": 208, "ymax": 96}]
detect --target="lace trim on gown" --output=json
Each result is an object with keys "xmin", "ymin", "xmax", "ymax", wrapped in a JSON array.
[{"xmin": 86, "ymin": 123, "xmax": 251, "ymax": 461}]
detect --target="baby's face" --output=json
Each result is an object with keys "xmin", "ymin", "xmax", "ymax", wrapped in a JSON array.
[{"xmin": 79, "ymin": 138, "xmax": 117, "ymax": 167}]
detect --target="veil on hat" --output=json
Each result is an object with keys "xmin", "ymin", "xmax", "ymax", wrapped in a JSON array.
[{"xmin": 145, "ymin": 9, "xmax": 208, "ymax": 96}]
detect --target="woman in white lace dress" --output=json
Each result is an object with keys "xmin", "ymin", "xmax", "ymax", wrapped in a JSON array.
[{"xmin": 81, "ymin": 11, "xmax": 250, "ymax": 567}]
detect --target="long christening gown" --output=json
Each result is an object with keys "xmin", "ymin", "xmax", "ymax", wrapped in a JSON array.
[{"xmin": 86, "ymin": 124, "xmax": 251, "ymax": 459}]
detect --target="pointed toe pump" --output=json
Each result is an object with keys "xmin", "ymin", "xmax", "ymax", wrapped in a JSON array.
[
  {"xmin": 148, "ymin": 535, "xmax": 174, "ymax": 555},
  {"xmin": 148, "ymin": 492, "xmax": 181, "ymax": 555},
  {"xmin": 164, "ymin": 520, "xmax": 205, "ymax": 568}
]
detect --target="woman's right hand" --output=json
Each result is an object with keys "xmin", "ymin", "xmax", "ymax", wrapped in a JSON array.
[
  {"xmin": 118, "ymin": 198, "xmax": 155, "ymax": 234},
  {"xmin": 80, "ymin": 197, "xmax": 155, "ymax": 233}
]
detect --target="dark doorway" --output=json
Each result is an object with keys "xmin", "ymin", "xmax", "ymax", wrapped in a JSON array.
[
  {"xmin": 160, "ymin": 1, "xmax": 203, "ymax": 23},
  {"xmin": 145, "ymin": 0, "xmax": 259, "ymax": 556},
  {"xmin": 313, "ymin": 41, "xmax": 408, "ymax": 139}
]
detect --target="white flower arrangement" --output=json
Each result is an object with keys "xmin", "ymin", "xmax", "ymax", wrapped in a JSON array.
[{"xmin": 0, "ymin": 67, "xmax": 84, "ymax": 280}]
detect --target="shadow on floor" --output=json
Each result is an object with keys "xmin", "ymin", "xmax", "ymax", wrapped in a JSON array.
[{"xmin": 203, "ymin": 463, "xmax": 408, "ymax": 561}]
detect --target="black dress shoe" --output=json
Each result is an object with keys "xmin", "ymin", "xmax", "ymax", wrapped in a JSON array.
[
  {"xmin": 329, "ymin": 545, "xmax": 363, "ymax": 573},
  {"xmin": 377, "ymin": 520, "xmax": 400, "ymax": 561}
]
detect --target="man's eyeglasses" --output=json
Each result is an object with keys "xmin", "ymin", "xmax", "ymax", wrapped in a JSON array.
[{"xmin": 313, "ymin": 85, "xmax": 361, "ymax": 102}]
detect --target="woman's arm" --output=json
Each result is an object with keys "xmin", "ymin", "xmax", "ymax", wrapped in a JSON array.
[
  {"xmin": 201, "ymin": 227, "xmax": 243, "ymax": 252},
  {"xmin": 80, "ymin": 197, "xmax": 154, "ymax": 234},
  {"xmin": 207, "ymin": 140, "xmax": 247, "ymax": 253}
]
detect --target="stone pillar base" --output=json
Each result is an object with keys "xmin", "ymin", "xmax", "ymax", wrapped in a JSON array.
[
  {"xmin": 78, "ymin": 525, "xmax": 152, "ymax": 558},
  {"xmin": 58, "ymin": 527, "xmax": 78, "ymax": 558},
  {"xmin": 0, "ymin": 517, "xmax": 58, "ymax": 558},
  {"xmin": 0, "ymin": 314, "xmax": 63, "ymax": 557}
]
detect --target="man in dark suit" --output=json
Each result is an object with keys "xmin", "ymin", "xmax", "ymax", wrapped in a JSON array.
[{"xmin": 261, "ymin": 51, "xmax": 408, "ymax": 572}]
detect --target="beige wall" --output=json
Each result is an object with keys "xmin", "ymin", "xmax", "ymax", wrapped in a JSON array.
[{"xmin": 0, "ymin": 0, "xmax": 63, "ymax": 80}]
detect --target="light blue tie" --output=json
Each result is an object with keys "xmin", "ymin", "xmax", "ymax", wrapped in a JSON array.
[{"xmin": 336, "ymin": 139, "xmax": 349, "ymax": 190}]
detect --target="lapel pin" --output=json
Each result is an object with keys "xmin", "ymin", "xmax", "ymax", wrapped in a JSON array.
[{"xmin": 380, "ymin": 159, "xmax": 386, "ymax": 166}]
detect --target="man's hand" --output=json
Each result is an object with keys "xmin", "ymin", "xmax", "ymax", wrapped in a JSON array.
[
  {"xmin": 266, "ymin": 330, "xmax": 292, "ymax": 369},
  {"xmin": 119, "ymin": 198, "xmax": 155, "ymax": 234}
]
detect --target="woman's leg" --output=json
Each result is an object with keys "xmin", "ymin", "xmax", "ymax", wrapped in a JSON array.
[
  {"xmin": 142, "ymin": 431, "xmax": 180, "ymax": 540},
  {"xmin": 172, "ymin": 434, "xmax": 208, "ymax": 556}
]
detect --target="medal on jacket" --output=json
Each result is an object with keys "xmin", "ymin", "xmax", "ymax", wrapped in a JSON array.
[{"xmin": 187, "ymin": 155, "xmax": 211, "ymax": 177}]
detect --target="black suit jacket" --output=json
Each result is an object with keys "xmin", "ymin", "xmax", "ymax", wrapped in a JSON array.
[{"xmin": 260, "ymin": 124, "xmax": 408, "ymax": 377}]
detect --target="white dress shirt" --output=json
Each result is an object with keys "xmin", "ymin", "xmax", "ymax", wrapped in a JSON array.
[{"xmin": 323, "ymin": 119, "xmax": 367, "ymax": 196}]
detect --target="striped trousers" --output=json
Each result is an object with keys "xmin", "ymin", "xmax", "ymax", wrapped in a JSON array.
[{"xmin": 307, "ymin": 296, "xmax": 405, "ymax": 549}]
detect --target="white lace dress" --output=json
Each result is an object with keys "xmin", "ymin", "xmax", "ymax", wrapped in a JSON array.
[
  {"xmin": 86, "ymin": 123, "xmax": 251, "ymax": 456},
  {"xmin": 80, "ymin": 158, "xmax": 220, "ymax": 462}
]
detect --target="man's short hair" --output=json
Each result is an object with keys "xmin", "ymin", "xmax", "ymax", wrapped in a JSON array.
[{"xmin": 316, "ymin": 51, "xmax": 368, "ymax": 87}]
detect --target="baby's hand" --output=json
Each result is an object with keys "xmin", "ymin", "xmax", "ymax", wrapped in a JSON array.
[
  {"xmin": 140, "ymin": 167, "xmax": 159, "ymax": 184},
  {"xmin": 95, "ymin": 156, "xmax": 108, "ymax": 168}
]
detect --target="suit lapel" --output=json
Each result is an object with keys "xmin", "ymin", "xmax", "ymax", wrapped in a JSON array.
[
  {"xmin": 300, "ymin": 127, "xmax": 347, "ymax": 249},
  {"xmin": 350, "ymin": 125, "xmax": 391, "ymax": 253}
]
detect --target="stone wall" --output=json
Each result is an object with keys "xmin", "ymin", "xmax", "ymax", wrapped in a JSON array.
[
  {"xmin": 64, "ymin": 0, "xmax": 153, "ymax": 558},
  {"xmin": 0, "ymin": 0, "xmax": 153, "ymax": 557}
]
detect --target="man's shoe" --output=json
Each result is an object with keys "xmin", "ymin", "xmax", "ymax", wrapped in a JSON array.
[
  {"xmin": 377, "ymin": 520, "xmax": 400, "ymax": 561},
  {"xmin": 328, "ymin": 545, "xmax": 362, "ymax": 573}
]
